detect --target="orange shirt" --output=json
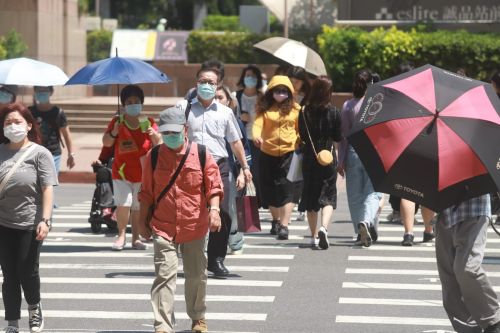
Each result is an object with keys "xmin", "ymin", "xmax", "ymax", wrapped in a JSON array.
[
  {"xmin": 106, "ymin": 116, "xmax": 157, "ymax": 182},
  {"xmin": 138, "ymin": 142, "xmax": 223, "ymax": 243}
]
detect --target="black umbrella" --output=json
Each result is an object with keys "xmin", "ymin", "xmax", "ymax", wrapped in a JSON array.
[{"xmin": 348, "ymin": 64, "xmax": 500, "ymax": 212}]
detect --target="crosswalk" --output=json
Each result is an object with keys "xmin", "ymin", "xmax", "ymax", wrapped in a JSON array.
[
  {"xmin": 2, "ymin": 199, "xmax": 500, "ymax": 332},
  {"xmin": 334, "ymin": 204, "xmax": 500, "ymax": 332},
  {"xmin": 1, "ymin": 200, "xmax": 304, "ymax": 333}
]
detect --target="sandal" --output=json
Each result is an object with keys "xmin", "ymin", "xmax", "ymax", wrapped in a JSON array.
[
  {"xmin": 132, "ymin": 240, "xmax": 147, "ymax": 250},
  {"xmin": 111, "ymin": 239, "xmax": 126, "ymax": 251}
]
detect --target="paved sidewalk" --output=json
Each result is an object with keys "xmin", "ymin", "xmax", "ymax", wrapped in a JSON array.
[{"xmin": 59, "ymin": 132, "xmax": 104, "ymax": 183}]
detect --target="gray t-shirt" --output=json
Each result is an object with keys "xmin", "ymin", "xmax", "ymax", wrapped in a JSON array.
[
  {"xmin": 177, "ymin": 98, "xmax": 242, "ymax": 162},
  {"xmin": 0, "ymin": 143, "xmax": 58, "ymax": 230}
]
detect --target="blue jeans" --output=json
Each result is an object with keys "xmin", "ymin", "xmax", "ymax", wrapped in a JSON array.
[
  {"xmin": 345, "ymin": 146, "xmax": 381, "ymax": 234},
  {"xmin": 53, "ymin": 154, "xmax": 61, "ymax": 176}
]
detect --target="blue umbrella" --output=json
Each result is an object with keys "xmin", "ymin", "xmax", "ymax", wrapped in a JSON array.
[{"xmin": 65, "ymin": 56, "xmax": 170, "ymax": 85}]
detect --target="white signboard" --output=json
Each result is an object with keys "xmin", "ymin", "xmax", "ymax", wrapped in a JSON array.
[{"xmin": 110, "ymin": 29, "xmax": 157, "ymax": 60}]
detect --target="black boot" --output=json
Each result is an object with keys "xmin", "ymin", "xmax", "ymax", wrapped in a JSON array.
[{"xmin": 207, "ymin": 257, "xmax": 229, "ymax": 278}]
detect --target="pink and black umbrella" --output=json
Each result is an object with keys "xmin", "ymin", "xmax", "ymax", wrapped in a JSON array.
[{"xmin": 348, "ymin": 64, "xmax": 500, "ymax": 212}]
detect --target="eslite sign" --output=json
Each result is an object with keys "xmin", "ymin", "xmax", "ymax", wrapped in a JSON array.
[{"xmin": 339, "ymin": 0, "xmax": 500, "ymax": 21}]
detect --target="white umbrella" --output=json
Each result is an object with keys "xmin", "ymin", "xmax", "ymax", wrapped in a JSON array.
[
  {"xmin": 0, "ymin": 57, "xmax": 69, "ymax": 86},
  {"xmin": 253, "ymin": 37, "xmax": 327, "ymax": 77}
]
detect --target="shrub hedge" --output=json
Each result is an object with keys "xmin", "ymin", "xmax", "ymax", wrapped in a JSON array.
[
  {"xmin": 0, "ymin": 29, "xmax": 27, "ymax": 60},
  {"xmin": 87, "ymin": 29, "xmax": 113, "ymax": 62},
  {"xmin": 317, "ymin": 26, "xmax": 500, "ymax": 91},
  {"xmin": 202, "ymin": 15, "xmax": 244, "ymax": 31}
]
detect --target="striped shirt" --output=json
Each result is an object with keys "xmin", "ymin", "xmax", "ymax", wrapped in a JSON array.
[{"xmin": 439, "ymin": 194, "xmax": 491, "ymax": 228}]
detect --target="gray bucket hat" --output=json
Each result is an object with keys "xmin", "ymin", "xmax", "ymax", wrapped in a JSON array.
[{"xmin": 158, "ymin": 106, "xmax": 186, "ymax": 132}]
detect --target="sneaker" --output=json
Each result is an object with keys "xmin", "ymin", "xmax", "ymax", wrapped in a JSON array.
[
  {"xmin": 296, "ymin": 212, "xmax": 305, "ymax": 221},
  {"xmin": 192, "ymin": 319, "xmax": 208, "ymax": 332},
  {"xmin": 132, "ymin": 240, "xmax": 147, "ymax": 250},
  {"xmin": 357, "ymin": 222, "xmax": 372, "ymax": 247},
  {"xmin": 318, "ymin": 227, "xmax": 329, "ymax": 249},
  {"xmin": 354, "ymin": 234, "xmax": 363, "ymax": 246},
  {"xmin": 369, "ymin": 225, "xmax": 378, "ymax": 243},
  {"xmin": 387, "ymin": 210, "xmax": 400, "ymax": 223},
  {"xmin": 402, "ymin": 233, "xmax": 414, "ymax": 246},
  {"xmin": 310, "ymin": 237, "xmax": 319, "ymax": 248},
  {"xmin": 423, "ymin": 232, "xmax": 435, "ymax": 243},
  {"xmin": 28, "ymin": 303, "xmax": 44, "ymax": 333},
  {"xmin": 270, "ymin": 220, "xmax": 278, "ymax": 235},
  {"xmin": 484, "ymin": 320, "xmax": 500, "ymax": 333},
  {"xmin": 277, "ymin": 224, "xmax": 289, "ymax": 240},
  {"xmin": 229, "ymin": 248, "xmax": 243, "ymax": 255},
  {"xmin": 5, "ymin": 327, "xmax": 19, "ymax": 333}
]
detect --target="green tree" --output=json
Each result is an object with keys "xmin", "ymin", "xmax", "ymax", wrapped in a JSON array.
[{"xmin": 0, "ymin": 29, "xmax": 27, "ymax": 59}]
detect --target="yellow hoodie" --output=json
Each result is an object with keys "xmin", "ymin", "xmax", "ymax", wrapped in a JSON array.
[{"xmin": 252, "ymin": 75, "xmax": 301, "ymax": 157}]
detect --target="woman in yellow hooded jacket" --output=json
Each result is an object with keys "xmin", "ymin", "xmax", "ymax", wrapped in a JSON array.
[{"xmin": 252, "ymin": 75, "xmax": 301, "ymax": 240}]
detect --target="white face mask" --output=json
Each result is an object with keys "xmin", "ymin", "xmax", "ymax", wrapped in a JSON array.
[{"xmin": 3, "ymin": 123, "xmax": 28, "ymax": 143}]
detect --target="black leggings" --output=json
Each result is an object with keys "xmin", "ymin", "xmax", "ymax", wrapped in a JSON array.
[{"xmin": 0, "ymin": 225, "xmax": 42, "ymax": 320}]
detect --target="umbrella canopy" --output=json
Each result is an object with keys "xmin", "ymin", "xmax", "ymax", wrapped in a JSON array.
[
  {"xmin": 65, "ymin": 56, "xmax": 170, "ymax": 85},
  {"xmin": 0, "ymin": 57, "xmax": 69, "ymax": 86},
  {"xmin": 253, "ymin": 37, "xmax": 327, "ymax": 77},
  {"xmin": 348, "ymin": 64, "xmax": 500, "ymax": 212}
]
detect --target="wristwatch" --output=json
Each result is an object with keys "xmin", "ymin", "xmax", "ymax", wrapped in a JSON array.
[
  {"xmin": 242, "ymin": 165, "xmax": 250, "ymax": 171},
  {"xmin": 209, "ymin": 206, "xmax": 220, "ymax": 213},
  {"xmin": 41, "ymin": 218, "xmax": 52, "ymax": 229}
]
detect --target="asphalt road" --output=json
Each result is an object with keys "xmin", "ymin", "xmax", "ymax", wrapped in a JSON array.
[{"xmin": 3, "ymin": 183, "xmax": 499, "ymax": 333}]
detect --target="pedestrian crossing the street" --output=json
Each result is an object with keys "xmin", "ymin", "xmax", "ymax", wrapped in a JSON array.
[
  {"xmin": 2, "ymin": 199, "xmax": 500, "ymax": 332},
  {"xmin": 0, "ymin": 201, "xmax": 302, "ymax": 333}
]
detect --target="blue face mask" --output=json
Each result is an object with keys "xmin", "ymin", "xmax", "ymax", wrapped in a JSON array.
[
  {"xmin": 35, "ymin": 91, "xmax": 50, "ymax": 104},
  {"xmin": 197, "ymin": 83, "xmax": 216, "ymax": 101},
  {"xmin": 244, "ymin": 76, "xmax": 258, "ymax": 88},
  {"xmin": 162, "ymin": 132, "xmax": 184, "ymax": 149},
  {"xmin": 0, "ymin": 91, "xmax": 13, "ymax": 104},
  {"xmin": 125, "ymin": 104, "xmax": 142, "ymax": 117}
]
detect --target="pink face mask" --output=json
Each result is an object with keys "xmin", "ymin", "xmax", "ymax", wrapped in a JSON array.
[{"xmin": 273, "ymin": 91, "xmax": 289, "ymax": 103}]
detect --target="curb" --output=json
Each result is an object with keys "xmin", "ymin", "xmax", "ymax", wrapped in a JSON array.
[{"xmin": 59, "ymin": 171, "xmax": 95, "ymax": 184}]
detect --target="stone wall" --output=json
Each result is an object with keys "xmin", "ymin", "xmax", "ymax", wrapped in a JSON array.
[{"xmin": 0, "ymin": 0, "xmax": 86, "ymax": 98}]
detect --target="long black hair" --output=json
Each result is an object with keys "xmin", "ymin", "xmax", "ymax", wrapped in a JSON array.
[
  {"xmin": 237, "ymin": 64, "xmax": 263, "ymax": 90},
  {"xmin": 352, "ymin": 69, "xmax": 373, "ymax": 98}
]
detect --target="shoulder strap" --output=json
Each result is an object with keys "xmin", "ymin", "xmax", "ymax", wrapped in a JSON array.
[
  {"xmin": 300, "ymin": 106, "xmax": 319, "ymax": 156},
  {"xmin": 236, "ymin": 90, "xmax": 243, "ymax": 110},
  {"xmin": 155, "ymin": 142, "xmax": 192, "ymax": 205},
  {"xmin": 184, "ymin": 100, "xmax": 193, "ymax": 121},
  {"xmin": 151, "ymin": 144, "xmax": 160, "ymax": 171},
  {"xmin": 197, "ymin": 143, "xmax": 206, "ymax": 196},
  {"xmin": 0, "ymin": 144, "xmax": 38, "ymax": 195},
  {"xmin": 197, "ymin": 143, "xmax": 206, "ymax": 171}
]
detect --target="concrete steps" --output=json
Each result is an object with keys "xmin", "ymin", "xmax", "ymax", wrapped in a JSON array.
[{"xmin": 53, "ymin": 96, "xmax": 179, "ymax": 133}]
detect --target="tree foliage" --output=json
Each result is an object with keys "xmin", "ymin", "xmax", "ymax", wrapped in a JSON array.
[{"xmin": 0, "ymin": 29, "xmax": 28, "ymax": 60}]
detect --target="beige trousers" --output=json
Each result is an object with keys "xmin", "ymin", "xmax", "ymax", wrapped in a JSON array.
[{"xmin": 151, "ymin": 235, "xmax": 207, "ymax": 333}]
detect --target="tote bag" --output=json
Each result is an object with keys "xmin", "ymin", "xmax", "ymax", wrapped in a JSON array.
[
  {"xmin": 286, "ymin": 151, "xmax": 303, "ymax": 182},
  {"xmin": 236, "ymin": 182, "xmax": 261, "ymax": 233}
]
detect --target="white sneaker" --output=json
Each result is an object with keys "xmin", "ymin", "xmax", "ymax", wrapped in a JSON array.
[
  {"xmin": 29, "ymin": 303, "xmax": 44, "ymax": 333},
  {"xmin": 318, "ymin": 227, "xmax": 329, "ymax": 250},
  {"xmin": 296, "ymin": 212, "xmax": 305, "ymax": 221},
  {"xmin": 310, "ymin": 237, "xmax": 319, "ymax": 248},
  {"xmin": 229, "ymin": 248, "xmax": 243, "ymax": 255}
]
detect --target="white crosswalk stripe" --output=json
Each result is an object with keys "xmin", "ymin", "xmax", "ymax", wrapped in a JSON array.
[
  {"xmin": 335, "ymin": 202, "xmax": 500, "ymax": 332},
  {"xmin": 3, "ymin": 200, "xmax": 305, "ymax": 333}
]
